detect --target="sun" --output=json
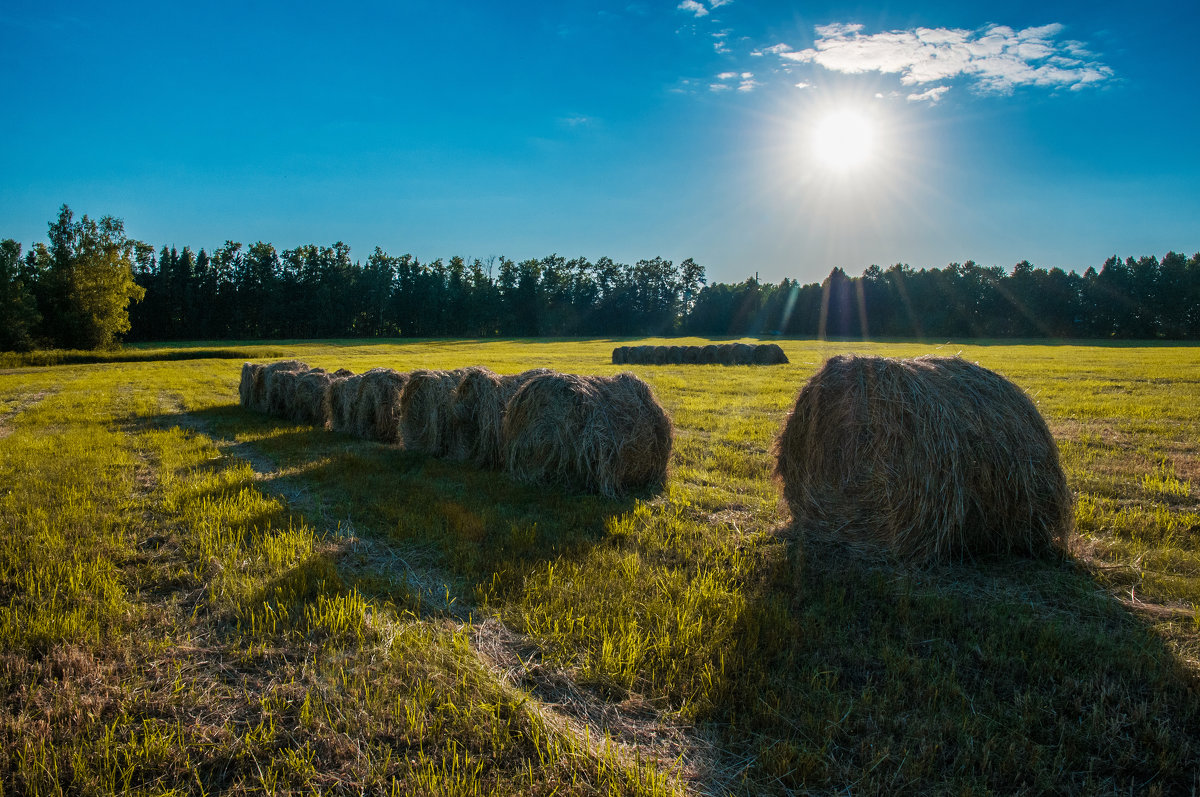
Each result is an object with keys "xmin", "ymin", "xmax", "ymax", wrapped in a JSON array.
[{"xmin": 811, "ymin": 109, "xmax": 876, "ymax": 172}]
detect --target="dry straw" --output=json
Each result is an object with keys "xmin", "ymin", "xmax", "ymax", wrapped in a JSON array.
[
  {"xmin": 239, "ymin": 362, "xmax": 264, "ymax": 409},
  {"xmin": 753, "ymin": 344, "xmax": 789, "ymax": 365},
  {"xmin": 503, "ymin": 371, "xmax": 672, "ymax": 496},
  {"xmin": 399, "ymin": 368, "xmax": 465, "ymax": 454},
  {"xmin": 293, "ymin": 369, "xmax": 335, "ymax": 427},
  {"xmin": 447, "ymin": 367, "xmax": 554, "ymax": 467},
  {"xmin": 612, "ymin": 346, "xmax": 630, "ymax": 365},
  {"xmin": 773, "ymin": 354, "xmax": 1072, "ymax": 563},
  {"xmin": 354, "ymin": 367, "xmax": 410, "ymax": 443},
  {"xmin": 329, "ymin": 372, "xmax": 363, "ymax": 434},
  {"xmin": 263, "ymin": 360, "xmax": 310, "ymax": 417}
]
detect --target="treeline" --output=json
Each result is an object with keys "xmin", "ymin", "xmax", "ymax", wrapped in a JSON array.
[{"xmin": 3, "ymin": 205, "xmax": 1199, "ymax": 350}]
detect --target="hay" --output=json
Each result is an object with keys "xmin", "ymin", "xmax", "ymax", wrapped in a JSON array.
[
  {"xmin": 753, "ymin": 344, "xmax": 789, "ymax": 365},
  {"xmin": 773, "ymin": 354, "xmax": 1072, "ymax": 563},
  {"xmin": 699, "ymin": 345, "xmax": 719, "ymax": 364},
  {"xmin": 444, "ymin": 367, "xmax": 552, "ymax": 467},
  {"xmin": 652, "ymin": 346, "xmax": 669, "ymax": 365},
  {"xmin": 354, "ymin": 367, "xmax": 410, "ymax": 443},
  {"xmin": 399, "ymin": 369, "xmax": 465, "ymax": 454},
  {"xmin": 682, "ymin": 346, "xmax": 701, "ymax": 364},
  {"xmin": 612, "ymin": 346, "xmax": 629, "ymax": 365},
  {"xmin": 503, "ymin": 371, "xmax": 673, "ymax": 496},
  {"xmin": 263, "ymin": 360, "xmax": 310, "ymax": 417},
  {"xmin": 632, "ymin": 346, "xmax": 652, "ymax": 364},
  {"xmin": 329, "ymin": 372, "xmax": 363, "ymax": 434},
  {"xmin": 239, "ymin": 362, "xmax": 263, "ymax": 409},
  {"xmin": 715, "ymin": 344, "xmax": 736, "ymax": 365},
  {"xmin": 293, "ymin": 369, "xmax": 335, "ymax": 427},
  {"xmin": 731, "ymin": 343, "xmax": 755, "ymax": 364}
]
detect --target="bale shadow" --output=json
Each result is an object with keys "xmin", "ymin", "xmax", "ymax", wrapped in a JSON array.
[{"xmin": 705, "ymin": 521, "xmax": 1200, "ymax": 793}]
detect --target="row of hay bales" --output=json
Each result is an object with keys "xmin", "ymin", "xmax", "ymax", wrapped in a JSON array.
[
  {"xmin": 238, "ymin": 361, "xmax": 672, "ymax": 497},
  {"xmin": 773, "ymin": 354, "xmax": 1073, "ymax": 563},
  {"xmin": 613, "ymin": 343, "xmax": 788, "ymax": 365}
]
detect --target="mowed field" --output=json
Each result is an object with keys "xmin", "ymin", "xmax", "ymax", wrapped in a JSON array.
[{"xmin": 1, "ymin": 338, "xmax": 1198, "ymax": 795}]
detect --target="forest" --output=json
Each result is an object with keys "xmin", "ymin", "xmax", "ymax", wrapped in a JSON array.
[{"xmin": 3, "ymin": 205, "xmax": 1199, "ymax": 350}]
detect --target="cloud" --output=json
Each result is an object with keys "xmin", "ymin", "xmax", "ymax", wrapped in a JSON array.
[
  {"xmin": 906, "ymin": 85, "xmax": 950, "ymax": 103},
  {"xmin": 778, "ymin": 22, "xmax": 1113, "ymax": 93},
  {"xmin": 717, "ymin": 71, "xmax": 738, "ymax": 80},
  {"xmin": 709, "ymin": 0, "xmax": 734, "ymax": 7},
  {"xmin": 712, "ymin": 29, "xmax": 731, "ymax": 53},
  {"xmin": 711, "ymin": 70, "xmax": 759, "ymax": 93},
  {"xmin": 678, "ymin": 0, "xmax": 708, "ymax": 18},
  {"xmin": 794, "ymin": 81, "xmax": 812, "ymax": 90}
]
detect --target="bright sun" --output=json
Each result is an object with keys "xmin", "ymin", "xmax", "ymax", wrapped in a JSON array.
[{"xmin": 811, "ymin": 110, "xmax": 875, "ymax": 172}]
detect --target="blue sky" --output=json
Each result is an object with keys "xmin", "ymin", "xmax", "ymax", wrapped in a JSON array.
[{"xmin": 2, "ymin": 0, "xmax": 1198, "ymax": 284}]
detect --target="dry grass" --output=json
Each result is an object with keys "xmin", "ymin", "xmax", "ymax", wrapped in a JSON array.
[
  {"xmin": 398, "ymin": 369, "xmax": 463, "ymax": 454},
  {"xmin": 773, "ymin": 354, "xmax": 1073, "ymax": 562},
  {"xmin": 263, "ymin": 360, "xmax": 310, "ymax": 417},
  {"xmin": 353, "ymin": 368, "xmax": 410, "ymax": 443},
  {"xmin": 292, "ymin": 369, "xmax": 335, "ymax": 427},
  {"xmin": 238, "ymin": 362, "xmax": 263, "ymax": 409},
  {"xmin": 503, "ymin": 371, "xmax": 673, "ymax": 497},
  {"xmin": 329, "ymin": 372, "xmax": 363, "ymax": 434}
]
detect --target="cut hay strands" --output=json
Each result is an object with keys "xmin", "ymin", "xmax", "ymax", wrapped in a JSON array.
[
  {"xmin": 446, "ymin": 367, "xmax": 555, "ymax": 468},
  {"xmin": 354, "ymin": 368, "xmax": 410, "ymax": 443},
  {"xmin": 262, "ymin": 360, "xmax": 310, "ymax": 417},
  {"xmin": 773, "ymin": 354, "xmax": 1073, "ymax": 564},
  {"xmin": 292, "ymin": 369, "xmax": 336, "ymax": 427},
  {"xmin": 329, "ymin": 372, "xmax": 363, "ymax": 434},
  {"xmin": 503, "ymin": 371, "xmax": 672, "ymax": 497},
  {"xmin": 399, "ymin": 368, "xmax": 466, "ymax": 455},
  {"xmin": 239, "ymin": 362, "xmax": 263, "ymax": 409}
]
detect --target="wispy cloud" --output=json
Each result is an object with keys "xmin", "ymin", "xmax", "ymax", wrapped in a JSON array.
[
  {"xmin": 677, "ymin": 0, "xmax": 708, "ymax": 18},
  {"xmin": 711, "ymin": 71, "xmax": 759, "ymax": 93},
  {"xmin": 776, "ymin": 22, "xmax": 1113, "ymax": 93},
  {"xmin": 906, "ymin": 85, "xmax": 950, "ymax": 103}
]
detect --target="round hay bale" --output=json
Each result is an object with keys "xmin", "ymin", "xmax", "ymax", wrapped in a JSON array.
[
  {"xmin": 399, "ymin": 369, "xmax": 464, "ymax": 454},
  {"xmin": 716, "ymin": 344, "xmax": 736, "ymax": 365},
  {"xmin": 731, "ymin": 343, "xmax": 756, "ymax": 365},
  {"xmin": 682, "ymin": 346, "xmax": 701, "ymax": 364},
  {"xmin": 667, "ymin": 346, "xmax": 684, "ymax": 364},
  {"xmin": 239, "ymin": 362, "xmax": 264, "ymax": 409},
  {"xmin": 626, "ymin": 346, "xmax": 644, "ymax": 365},
  {"xmin": 753, "ymin": 343, "xmax": 789, "ymax": 365},
  {"xmin": 503, "ymin": 371, "xmax": 673, "ymax": 496},
  {"xmin": 699, "ymin": 345, "xmax": 719, "ymax": 364},
  {"xmin": 773, "ymin": 354, "xmax": 1072, "ymax": 563},
  {"xmin": 354, "ymin": 368, "xmax": 410, "ymax": 443},
  {"xmin": 293, "ymin": 369, "xmax": 335, "ymax": 427},
  {"xmin": 612, "ymin": 346, "xmax": 629, "ymax": 365},
  {"xmin": 263, "ymin": 360, "xmax": 310, "ymax": 417},
  {"xmin": 651, "ymin": 346, "xmax": 669, "ymax": 365},
  {"xmin": 329, "ymin": 372, "xmax": 362, "ymax": 434},
  {"xmin": 447, "ymin": 366, "xmax": 506, "ymax": 466},
  {"xmin": 254, "ymin": 360, "xmax": 307, "ymax": 413}
]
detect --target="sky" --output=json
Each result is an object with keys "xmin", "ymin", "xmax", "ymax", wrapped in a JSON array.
[{"xmin": 2, "ymin": 0, "xmax": 1198, "ymax": 284}]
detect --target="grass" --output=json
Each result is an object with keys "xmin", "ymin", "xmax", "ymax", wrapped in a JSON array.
[{"xmin": 1, "ymin": 338, "xmax": 1198, "ymax": 794}]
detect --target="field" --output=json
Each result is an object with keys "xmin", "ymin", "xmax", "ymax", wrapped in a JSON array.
[{"xmin": 2, "ymin": 338, "xmax": 1198, "ymax": 795}]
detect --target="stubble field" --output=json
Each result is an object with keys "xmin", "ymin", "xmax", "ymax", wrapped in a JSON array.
[{"xmin": 1, "ymin": 338, "xmax": 1198, "ymax": 795}]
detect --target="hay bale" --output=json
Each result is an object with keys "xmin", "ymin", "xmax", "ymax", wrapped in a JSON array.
[
  {"xmin": 699, "ymin": 345, "xmax": 719, "ymax": 364},
  {"xmin": 293, "ymin": 369, "xmax": 335, "ymax": 427},
  {"xmin": 329, "ymin": 372, "xmax": 362, "ymax": 434},
  {"xmin": 239, "ymin": 362, "xmax": 264, "ymax": 409},
  {"xmin": 354, "ymin": 368, "xmax": 410, "ymax": 443},
  {"xmin": 626, "ymin": 346, "xmax": 645, "ymax": 364},
  {"xmin": 399, "ymin": 369, "xmax": 465, "ymax": 454},
  {"xmin": 612, "ymin": 346, "xmax": 629, "ymax": 365},
  {"xmin": 651, "ymin": 346, "xmax": 669, "ymax": 365},
  {"xmin": 503, "ymin": 371, "xmax": 673, "ymax": 496},
  {"xmin": 716, "ymin": 344, "xmax": 736, "ymax": 365},
  {"xmin": 667, "ymin": 346, "xmax": 684, "ymax": 364},
  {"xmin": 773, "ymin": 354, "xmax": 1072, "ymax": 563},
  {"xmin": 446, "ymin": 367, "xmax": 553, "ymax": 467},
  {"xmin": 753, "ymin": 344, "xmax": 789, "ymax": 365},
  {"xmin": 731, "ymin": 343, "xmax": 755, "ymax": 364},
  {"xmin": 263, "ymin": 360, "xmax": 310, "ymax": 417},
  {"xmin": 682, "ymin": 346, "xmax": 701, "ymax": 364}
]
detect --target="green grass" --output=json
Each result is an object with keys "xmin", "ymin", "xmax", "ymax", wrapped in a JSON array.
[{"xmin": 2, "ymin": 338, "xmax": 1198, "ymax": 794}]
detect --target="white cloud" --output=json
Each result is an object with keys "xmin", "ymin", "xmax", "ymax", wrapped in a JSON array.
[
  {"xmin": 678, "ymin": 0, "xmax": 708, "ymax": 17},
  {"xmin": 794, "ymin": 81, "xmax": 812, "ymax": 89},
  {"xmin": 778, "ymin": 22, "xmax": 1113, "ymax": 93},
  {"xmin": 709, "ymin": 0, "xmax": 734, "ymax": 7},
  {"xmin": 906, "ymin": 85, "xmax": 950, "ymax": 103},
  {"xmin": 709, "ymin": 83, "xmax": 731, "ymax": 92},
  {"xmin": 738, "ymin": 78, "xmax": 761, "ymax": 92},
  {"xmin": 717, "ymin": 71, "xmax": 738, "ymax": 80},
  {"xmin": 712, "ymin": 30, "xmax": 731, "ymax": 53}
]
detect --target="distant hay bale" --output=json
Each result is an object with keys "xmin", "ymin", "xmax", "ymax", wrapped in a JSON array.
[
  {"xmin": 731, "ymin": 343, "xmax": 755, "ymax": 364},
  {"xmin": 630, "ymin": 346, "xmax": 649, "ymax": 364},
  {"xmin": 667, "ymin": 346, "xmax": 684, "ymax": 364},
  {"xmin": 293, "ymin": 369, "xmax": 335, "ymax": 427},
  {"xmin": 263, "ymin": 360, "xmax": 310, "ymax": 417},
  {"xmin": 699, "ymin": 345, "xmax": 719, "ymax": 364},
  {"xmin": 399, "ymin": 368, "xmax": 465, "ymax": 454},
  {"xmin": 652, "ymin": 346, "xmax": 669, "ymax": 365},
  {"xmin": 354, "ymin": 368, "xmax": 410, "ymax": 443},
  {"xmin": 682, "ymin": 346, "xmax": 701, "ymax": 364},
  {"xmin": 753, "ymin": 344, "xmax": 789, "ymax": 365},
  {"xmin": 773, "ymin": 354, "xmax": 1072, "ymax": 563},
  {"xmin": 503, "ymin": 371, "xmax": 673, "ymax": 496},
  {"xmin": 329, "ymin": 372, "xmax": 362, "ymax": 434},
  {"xmin": 612, "ymin": 346, "xmax": 629, "ymax": 365},
  {"xmin": 239, "ymin": 362, "xmax": 264, "ymax": 409},
  {"xmin": 716, "ymin": 344, "xmax": 736, "ymax": 365}
]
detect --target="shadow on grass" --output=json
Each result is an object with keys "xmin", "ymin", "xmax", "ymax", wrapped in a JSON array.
[{"xmin": 707, "ymin": 525, "xmax": 1200, "ymax": 793}]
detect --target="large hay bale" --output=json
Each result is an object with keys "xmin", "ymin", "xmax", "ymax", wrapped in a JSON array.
[
  {"xmin": 503, "ymin": 371, "xmax": 673, "ymax": 497},
  {"xmin": 329, "ymin": 372, "xmax": 362, "ymax": 433},
  {"xmin": 239, "ymin": 362, "xmax": 264, "ymax": 409},
  {"xmin": 399, "ymin": 369, "xmax": 465, "ymax": 454},
  {"xmin": 753, "ymin": 344, "xmax": 789, "ymax": 365},
  {"xmin": 445, "ymin": 367, "xmax": 554, "ymax": 467},
  {"xmin": 612, "ymin": 346, "xmax": 627, "ymax": 365},
  {"xmin": 773, "ymin": 354, "xmax": 1072, "ymax": 563},
  {"xmin": 293, "ymin": 369, "xmax": 335, "ymax": 427},
  {"xmin": 263, "ymin": 360, "xmax": 310, "ymax": 417},
  {"xmin": 628, "ymin": 346, "xmax": 647, "ymax": 364},
  {"xmin": 699, "ymin": 345, "xmax": 719, "ymax": 364},
  {"xmin": 731, "ymin": 343, "xmax": 756, "ymax": 364},
  {"xmin": 682, "ymin": 346, "xmax": 701, "ymax": 364},
  {"xmin": 354, "ymin": 368, "xmax": 410, "ymax": 443}
]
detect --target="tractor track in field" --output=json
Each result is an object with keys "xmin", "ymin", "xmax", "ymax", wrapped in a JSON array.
[{"xmin": 133, "ymin": 396, "xmax": 724, "ymax": 794}]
